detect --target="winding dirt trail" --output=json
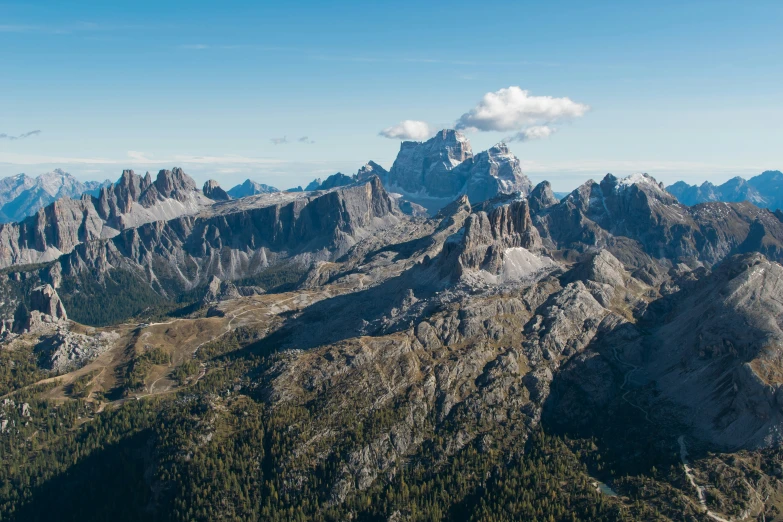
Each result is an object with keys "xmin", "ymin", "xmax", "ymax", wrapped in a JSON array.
[
  {"xmin": 611, "ymin": 346, "xmax": 651, "ymax": 422},
  {"xmin": 678, "ymin": 436, "xmax": 734, "ymax": 522}
]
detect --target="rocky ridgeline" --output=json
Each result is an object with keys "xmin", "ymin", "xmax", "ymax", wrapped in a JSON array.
[
  {"xmin": 0, "ymin": 168, "xmax": 211, "ymax": 269},
  {"xmin": 48, "ymin": 176, "xmax": 399, "ymax": 296},
  {"xmin": 532, "ymin": 173, "xmax": 783, "ymax": 271}
]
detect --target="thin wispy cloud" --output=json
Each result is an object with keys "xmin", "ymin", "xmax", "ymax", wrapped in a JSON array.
[
  {"xmin": 298, "ymin": 136, "xmax": 315, "ymax": 144},
  {"xmin": 270, "ymin": 137, "xmax": 288, "ymax": 145},
  {"xmin": 0, "ymin": 130, "xmax": 41, "ymax": 140}
]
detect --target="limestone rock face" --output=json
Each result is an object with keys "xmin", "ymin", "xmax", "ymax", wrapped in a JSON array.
[
  {"xmin": 388, "ymin": 129, "xmax": 473, "ymax": 198},
  {"xmin": 0, "ymin": 167, "xmax": 209, "ymax": 269},
  {"xmin": 139, "ymin": 167, "xmax": 198, "ymax": 205},
  {"xmin": 52, "ymin": 177, "xmax": 400, "ymax": 296},
  {"xmin": 30, "ymin": 284, "xmax": 67, "ymax": 322},
  {"xmin": 39, "ymin": 329, "xmax": 120, "ymax": 372},
  {"xmin": 386, "ymin": 130, "xmax": 533, "ymax": 213},
  {"xmin": 10, "ymin": 284, "xmax": 68, "ymax": 333},
  {"xmin": 440, "ymin": 195, "xmax": 546, "ymax": 280},
  {"xmin": 202, "ymin": 276, "xmax": 241, "ymax": 305},
  {"xmin": 202, "ymin": 180, "xmax": 231, "ymax": 201},
  {"xmin": 524, "ymin": 281, "xmax": 613, "ymax": 357}
]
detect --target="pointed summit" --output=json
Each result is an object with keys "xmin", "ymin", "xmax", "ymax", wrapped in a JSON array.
[{"xmin": 227, "ymin": 179, "xmax": 280, "ymax": 198}]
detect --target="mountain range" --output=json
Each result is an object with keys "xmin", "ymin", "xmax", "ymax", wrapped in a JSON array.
[
  {"xmin": 0, "ymin": 169, "xmax": 110, "ymax": 224},
  {"xmin": 2, "ymin": 134, "xmax": 783, "ymax": 520},
  {"xmin": 667, "ymin": 170, "xmax": 783, "ymax": 209}
]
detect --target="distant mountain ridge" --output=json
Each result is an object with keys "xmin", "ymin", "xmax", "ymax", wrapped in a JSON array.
[
  {"xmin": 0, "ymin": 170, "xmax": 111, "ymax": 223},
  {"xmin": 667, "ymin": 170, "xmax": 783, "ymax": 210},
  {"xmin": 227, "ymin": 179, "xmax": 280, "ymax": 198}
]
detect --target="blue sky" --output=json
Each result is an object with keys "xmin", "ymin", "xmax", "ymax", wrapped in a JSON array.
[{"xmin": 1, "ymin": 0, "xmax": 781, "ymax": 191}]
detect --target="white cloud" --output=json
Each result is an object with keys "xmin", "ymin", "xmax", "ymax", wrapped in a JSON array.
[
  {"xmin": 270, "ymin": 136, "xmax": 288, "ymax": 145},
  {"xmin": 379, "ymin": 120, "xmax": 432, "ymax": 141},
  {"xmin": 456, "ymin": 86, "xmax": 589, "ymax": 132},
  {"xmin": 507, "ymin": 125, "xmax": 555, "ymax": 142}
]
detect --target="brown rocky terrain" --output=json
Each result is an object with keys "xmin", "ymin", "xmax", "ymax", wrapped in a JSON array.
[{"xmin": 4, "ymin": 164, "xmax": 783, "ymax": 520}]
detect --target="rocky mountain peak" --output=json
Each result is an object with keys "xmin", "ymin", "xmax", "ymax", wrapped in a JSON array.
[
  {"xmin": 434, "ymin": 194, "xmax": 472, "ymax": 230},
  {"xmin": 565, "ymin": 249, "xmax": 627, "ymax": 287},
  {"xmin": 203, "ymin": 180, "xmax": 230, "ymax": 201},
  {"xmin": 356, "ymin": 161, "xmax": 389, "ymax": 183},
  {"xmin": 154, "ymin": 167, "xmax": 197, "ymax": 198},
  {"xmin": 488, "ymin": 141, "xmax": 511, "ymax": 156},
  {"xmin": 667, "ymin": 170, "xmax": 783, "ymax": 209},
  {"xmin": 388, "ymin": 129, "xmax": 473, "ymax": 197},
  {"xmin": 463, "ymin": 143, "xmax": 533, "ymax": 204},
  {"xmin": 528, "ymin": 181, "xmax": 559, "ymax": 214},
  {"xmin": 611, "ymin": 173, "xmax": 679, "ymax": 205},
  {"xmin": 100, "ymin": 169, "xmax": 143, "ymax": 214},
  {"xmin": 386, "ymin": 129, "xmax": 534, "ymax": 212},
  {"xmin": 440, "ymin": 195, "xmax": 544, "ymax": 280}
]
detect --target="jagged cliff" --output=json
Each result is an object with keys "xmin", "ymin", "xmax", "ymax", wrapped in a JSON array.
[
  {"xmin": 385, "ymin": 129, "xmax": 533, "ymax": 212},
  {"xmin": 38, "ymin": 176, "xmax": 398, "ymax": 297},
  {"xmin": 0, "ymin": 168, "xmax": 210, "ymax": 269}
]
